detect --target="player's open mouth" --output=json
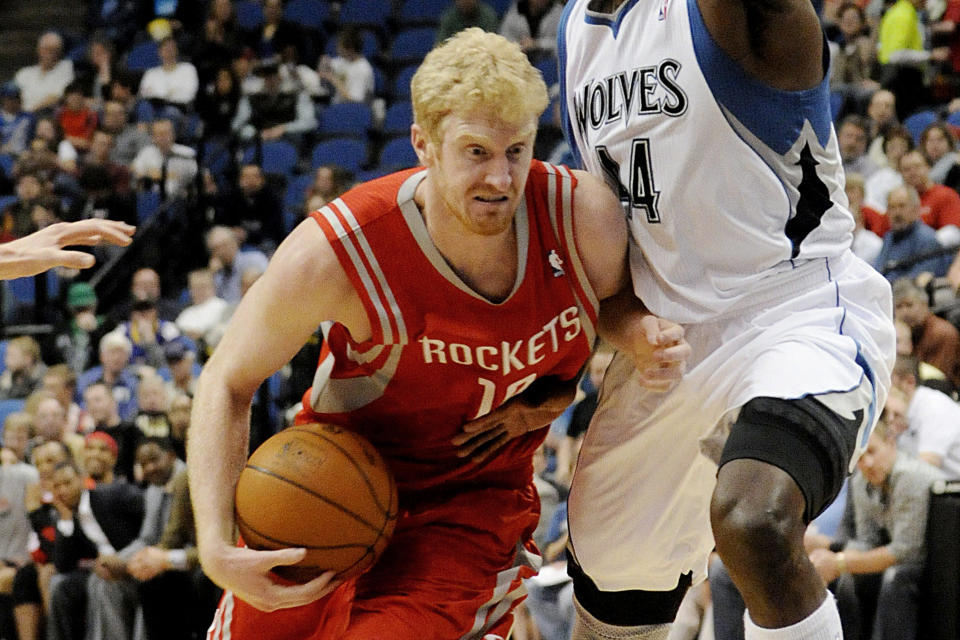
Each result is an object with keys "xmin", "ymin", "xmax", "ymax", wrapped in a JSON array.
[{"xmin": 475, "ymin": 195, "xmax": 509, "ymax": 203}]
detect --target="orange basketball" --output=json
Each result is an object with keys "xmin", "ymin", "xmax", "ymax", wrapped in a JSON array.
[{"xmin": 234, "ymin": 423, "xmax": 399, "ymax": 583}]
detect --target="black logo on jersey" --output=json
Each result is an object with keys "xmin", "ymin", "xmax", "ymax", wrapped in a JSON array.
[
  {"xmin": 785, "ymin": 142, "xmax": 833, "ymax": 259},
  {"xmin": 572, "ymin": 60, "xmax": 688, "ymax": 140}
]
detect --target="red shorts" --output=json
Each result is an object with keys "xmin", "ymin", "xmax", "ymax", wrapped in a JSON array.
[{"xmin": 207, "ymin": 483, "xmax": 541, "ymax": 640}]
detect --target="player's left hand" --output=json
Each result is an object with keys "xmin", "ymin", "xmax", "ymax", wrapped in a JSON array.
[
  {"xmin": 453, "ymin": 378, "xmax": 578, "ymax": 464},
  {"xmin": 627, "ymin": 314, "xmax": 690, "ymax": 392}
]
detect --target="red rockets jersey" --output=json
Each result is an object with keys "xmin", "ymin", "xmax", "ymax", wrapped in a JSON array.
[{"xmin": 301, "ymin": 161, "xmax": 599, "ymax": 495}]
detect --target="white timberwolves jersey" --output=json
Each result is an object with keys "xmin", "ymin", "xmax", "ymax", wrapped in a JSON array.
[{"xmin": 559, "ymin": 0, "xmax": 854, "ymax": 323}]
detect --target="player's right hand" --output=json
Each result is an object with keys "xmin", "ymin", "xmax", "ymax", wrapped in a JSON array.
[{"xmin": 202, "ymin": 544, "xmax": 340, "ymax": 611}]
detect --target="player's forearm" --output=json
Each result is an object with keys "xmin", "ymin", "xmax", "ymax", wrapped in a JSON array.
[
  {"xmin": 597, "ymin": 287, "xmax": 653, "ymax": 357},
  {"xmin": 188, "ymin": 371, "xmax": 253, "ymax": 560}
]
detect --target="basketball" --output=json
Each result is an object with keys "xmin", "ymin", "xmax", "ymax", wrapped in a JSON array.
[{"xmin": 234, "ymin": 422, "xmax": 399, "ymax": 583}]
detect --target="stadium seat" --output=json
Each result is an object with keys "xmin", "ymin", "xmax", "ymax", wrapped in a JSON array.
[
  {"xmin": 0, "ymin": 398, "xmax": 26, "ymax": 438},
  {"xmin": 903, "ymin": 109, "xmax": 938, "ymax": 145},
  {"xmin": 284, "ymin": 173, "xmax": 314, "ymax": 213},
  {"xmin": 378, "ymin": 136, "xmax": 418, "ymax": 172},
  {"xmin": 125, "ymin": 40, "xmax": 160, "ymax": 72},
  {"xmin": 946, "ymin": 110, "xmax": 960, "ymax": 129},
  {"xmin": 919, "ymin": 479, "xmax": 960, "ymax": 639},
  {"xmin": 0, "ymin": 154, "xmax": 14, "ymax": 179},
  {"xmin": 318, "ymin": 102, "xmax": 374, "ymax": 138},
  {"xmin": 338, "ymin": 0, "xmax": 393, "ymax": 32},
  {"xmin": 535, "ymin": 56, "xmax": 559, "ymax": 89},
  {"xmin": 382, "ymin": 102, "xmax": 413, "ymax": 137},
  {"xmin": 0, "ymin": 195, "xmax": 16, "ymax": 212},
  {"xmin": 311, "ymin": 138, "xmax": 368, "ymax": 172},
  {"xmin": 324, "ymin": 29, "xmax": 381, "ymax": 59},
  {"xmin": 392, "ymin": 64, "xmax": 419, "ymax": 102},
  {"xmin": 235, "ymin": 0, "xmax": 265, "ymax": 29},
  {"xmin": 388, "ymin": 27, "xmax": 437, "ymax": 65},
  {"xmin": 283, "ymin": 0, "xmax": 330, "ymax": 30},
  {"xmin": 242, "ymin": 140, "xmax": 299, "ymax": 176},
  {"xmin": 488, "ymin": 0, "xmax": 513, "ymax": 16},
  {"xmin": 396, "ymin": 0, "xmax": 448, "ymax": 26},
  {"xmin": 137, "ymin": 189, "xmax": 162, "ymax": 222},
  {"xmin": 5, "ymin": 270, "xmax": 60, "ymax": 307}
]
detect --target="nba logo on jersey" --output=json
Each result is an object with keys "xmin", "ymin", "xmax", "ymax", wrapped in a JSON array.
[
  {"xmin": 548, "ymin": 250, "xmax": 565, "ymax": 277},
  {"xmin": 659, "ymin": 0, "xmax": 671, "ymax": 20}
]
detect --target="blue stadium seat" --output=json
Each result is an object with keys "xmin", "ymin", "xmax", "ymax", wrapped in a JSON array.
[
  {"xmin": 382, "ymin": 102, "xmax": 413, "ymax": 137},
  {"xmin": 235, "ymin": 0, "xmax": 265, "ymax": 29},
  {"xmin": 125, "ymin": 40, "xmax": 160, "ymax": 72},
  {"xmin": 137, "ymin": 189, "xmax": 161, "ymax": 222},
  {"xmin": 535, "ymin": 56, "xmax": 559, "ymax": 89},
  {"xmin": 324, "ymin": 29, "xmax": 381, "ymax": 59},
  {"xmin": 5, "ymin": 270, "xmax": 60, "ymax": 307},
  {"xmin": 311, "ymin": 138, "xmax": 368, "ymax": 172},
  {"xmin": 319, "ymin": 102, "xmax": 373, "ymax": 138},
  {"xmin": 392, "ymin": 64, "xmax": 419, "ymax": 102},
  {"xmin": 134, "ymin": 100, "xmax": 156, "ymax": 123},
  {"xmin": 396, "ymin": 0, "xmax": 448, "ymax": 26},
  {"xmin": 0, "ymin": 154, "xmax": 14, "ymax": 179},
  {"xmin": 0, "ymin": 398, "xmax": 26, "ymax": 437},
  {"xmin": 946, "ymin": 110, "xmax": 960, "ymax": 129},
  {"xmin": 284, "ymin": 0, "xmax": 330, "ymax": 30},
  {"xmin": 242, "ymin": 140, "xmax": 299, "ymax": 176},
  {"xmin": 0, "ymin": 340, "xmax": 6, "ymax": 375},
  {"xmin": 488, "ymin": 0, "xmax": 512, "ymax": 16},
  {"xmin": 378, "ymin": 136, "xmax": 418, "ymax": 172},
  {"xmin": 903, "ymin": 109, "xmax": 938, "ymax": 145},
  {"xmin": 389, "ymin": 27, "xmax": 437, "ymax": 65},
  {"xmin": 284, "ymin": 173, "xmax": 315, "ymax": 213},
  {"xmin": 0, "ymin": 195, "xmax": 16, "ymax": 212},
  {"xmin": 338, "ymin": 0, "xmax": 393, "ymax": 32}
]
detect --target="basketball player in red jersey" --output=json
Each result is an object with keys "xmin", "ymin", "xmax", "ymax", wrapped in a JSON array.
[{"xmin": 189, "ymin": 29, "xmax": 689, "ymax": 640}]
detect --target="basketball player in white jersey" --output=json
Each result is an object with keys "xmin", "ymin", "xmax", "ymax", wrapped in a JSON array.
[{"xmin": 554, "ymin": 1, "xmax": 897, "ymax": 639}]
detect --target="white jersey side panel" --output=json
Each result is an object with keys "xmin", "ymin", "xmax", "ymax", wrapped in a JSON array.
[{"xmin": 559, "ymin": 0, "xmax": 854, "ymax": 322}]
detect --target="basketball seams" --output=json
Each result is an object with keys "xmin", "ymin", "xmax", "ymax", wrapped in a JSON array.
[
  {"xmin": 243, "ymin": 464, "xmax": 382, "ymax": 533},
  {"xmin": 287, "ymin": 427, "xmax": 397, "ymax": 520},
  {"xmin": 237, "ymin": 424, "xmax": 400, "ymax": 581}
]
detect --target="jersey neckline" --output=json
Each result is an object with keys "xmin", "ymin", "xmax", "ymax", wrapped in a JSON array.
[{"xmin": 396, "ymin": 170, "xmax": 530, "ymax": 306}]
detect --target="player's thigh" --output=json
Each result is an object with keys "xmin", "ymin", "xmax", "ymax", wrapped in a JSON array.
[
  {"xmin": 567, "ymin": 351, "xmax": 717, "ymax": 593},
  {"xmin": 206, "ymin": 585, "xmax": 354, "ymax": 640},
  {"xmin": 344, "ymin": 518, "xmax": 538, "ymax": 640}
]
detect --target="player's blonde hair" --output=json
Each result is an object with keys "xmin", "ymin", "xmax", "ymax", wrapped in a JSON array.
[{"xmin": 411, "ymin": 28, "xmax": 549, "ymax": 145}]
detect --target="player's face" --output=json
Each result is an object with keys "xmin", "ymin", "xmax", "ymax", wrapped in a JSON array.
[{"xmin": 424, "ymin": 112, "xmax": 536, "ymax": 236}]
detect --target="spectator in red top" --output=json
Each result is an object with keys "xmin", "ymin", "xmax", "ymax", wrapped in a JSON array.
[
  {"xmin": 931, "ymin": 0, "xmax": 960, "ymax": 75},
  {"xmin": 900, "ymin": 148, "xmax": 960, "ymax": 246},
  {"xmin": 54, "ymin": 81, "xmax": 97, "ymax": 153}
]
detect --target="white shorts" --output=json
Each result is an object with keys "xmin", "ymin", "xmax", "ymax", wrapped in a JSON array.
[{"xmin": 567, "ymin": 252, "xmax": 895, "ymax": 591}]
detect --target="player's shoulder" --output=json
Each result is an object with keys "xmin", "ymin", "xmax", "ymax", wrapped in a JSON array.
[{"xmin": 312, "ymin": 168, "xmax": 421, "ymax": 234}]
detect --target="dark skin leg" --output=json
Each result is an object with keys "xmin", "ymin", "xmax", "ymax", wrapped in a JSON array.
[{"xmin": 711, "ymin": 459, "xmax": 827, "ymax": 628}]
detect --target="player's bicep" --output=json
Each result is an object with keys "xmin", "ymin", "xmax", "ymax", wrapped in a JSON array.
[
  {"xmin": 205, "ymin": 220, "xmax": 360, "ymax": 396},
  {"xmin": 570, "ymin": 170, "xmax": 629, "ymax": 301}
]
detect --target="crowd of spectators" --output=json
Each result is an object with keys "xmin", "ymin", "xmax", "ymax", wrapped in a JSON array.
[{"xmin": 0, "ymin": 0, "xmax": 959, "ymax": 639}]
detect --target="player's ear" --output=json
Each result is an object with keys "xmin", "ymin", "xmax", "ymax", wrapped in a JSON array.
[{"xmin": 411, "ymin": 124, "xmax": 434, "ymax": 167}]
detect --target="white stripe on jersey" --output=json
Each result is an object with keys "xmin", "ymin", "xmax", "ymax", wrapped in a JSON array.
[
  {"xmin": 543, "ymin": 162, "xmax": 599, "ymax": 345},
  {"xmin": 319, "ymin": 199, "xmax": 409, "ymax": 344}
]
